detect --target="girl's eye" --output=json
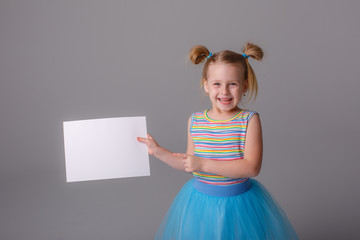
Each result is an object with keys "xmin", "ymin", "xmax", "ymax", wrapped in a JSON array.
[
  {"xmin": 213, "ymin": 83, "xmax": 220, "ymax": 86},
  {"xmin": 230, "ymin": 83, "xmax": 238, "ymax": 86}
]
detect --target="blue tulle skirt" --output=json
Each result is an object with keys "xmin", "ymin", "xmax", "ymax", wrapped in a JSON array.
[{"xmin": 155, "ymin": 178, "xmax": 299, "ymax": 240}]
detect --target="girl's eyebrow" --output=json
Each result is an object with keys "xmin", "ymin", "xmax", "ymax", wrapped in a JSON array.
[
  {"xmin": 207, "ymin": 79, "xmax": 220, "ymax": 83},
  {"xmin": 209, "ymin": 79, "xmax": 241, "ymax": 83}
]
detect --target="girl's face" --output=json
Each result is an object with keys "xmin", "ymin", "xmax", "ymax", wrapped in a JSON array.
[{"xmin": 204, "ymin": 63, "xmax": 247, "ymax": 114}]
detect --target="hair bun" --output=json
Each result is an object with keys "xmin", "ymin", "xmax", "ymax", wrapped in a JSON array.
[
  {"xmin": 189, "ymin": 45, "xmax": 211, "ymax": 64},
  {"xmin": 242, "ymin": 42, "xmax": 263, "ymax": 61}
]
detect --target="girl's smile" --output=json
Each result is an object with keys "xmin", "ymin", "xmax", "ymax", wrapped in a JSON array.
[{"xmin": 218, "ymin": 97, "xmax": 233, "ymax": 105}]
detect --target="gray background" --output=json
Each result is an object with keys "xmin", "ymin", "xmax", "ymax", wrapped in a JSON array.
[{"xmin": 1, "ymin": 0, "xmax": 359, "ymax": 239}]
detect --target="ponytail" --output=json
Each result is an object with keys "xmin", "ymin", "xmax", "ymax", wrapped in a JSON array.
[
  {"xmin": 189, "ymin": 45, "xmax": 211, "ymax": 64},
  {"xmin": 242, "ymin": 42, "xmax": 264, "ymax": 102}
]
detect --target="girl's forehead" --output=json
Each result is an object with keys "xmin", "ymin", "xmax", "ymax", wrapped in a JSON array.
[{"xmin": 207, "ymin": 63, "xmax": 244, "ymax": 81}]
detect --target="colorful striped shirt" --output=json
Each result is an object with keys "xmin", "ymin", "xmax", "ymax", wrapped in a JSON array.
[{"xmin": 190, "ymin": 109, "xmax": 259, "ymax": 185}]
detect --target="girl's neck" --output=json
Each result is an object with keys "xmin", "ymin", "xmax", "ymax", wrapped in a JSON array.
[{"xmin": 206, "ymin": 107, "xmax": 242, "ymax": 121}]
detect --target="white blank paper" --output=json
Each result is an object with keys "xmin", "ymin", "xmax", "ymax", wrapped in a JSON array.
[{"xmin": 63, "ymin": 116, "xmax": 150, "ymax": 182}]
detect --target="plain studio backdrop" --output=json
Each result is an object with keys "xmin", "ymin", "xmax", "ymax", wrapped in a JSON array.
[{"xmin": 1, "ymin": 1, "xmax": 359, "ymax": 239}]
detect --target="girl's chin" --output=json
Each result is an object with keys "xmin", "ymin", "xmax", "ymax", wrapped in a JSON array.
[{"xmin": 215, "ymin": 100, "xmax": 240, "ymax": 109}]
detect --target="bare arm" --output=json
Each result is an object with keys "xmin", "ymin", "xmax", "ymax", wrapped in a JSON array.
[
  {"xmin": 137, "ymin": 134, "xmax": 186, "ymax": 171},
  {"xmin": 178, "ymin": 113, "xmax": 263, "ymax": 178},
  {"xmin": 137, "ymin": 116, "xmax": 195, "ymax": 172}
]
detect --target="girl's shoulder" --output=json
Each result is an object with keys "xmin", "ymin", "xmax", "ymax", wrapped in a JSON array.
[
  {"xmin": 187, "ymin": 111, "xmax": 207, "ymax": 123},
  {"xmin": 238, "ymin": 109, "xmax": 259, "ymax": 122},
  {"xmin": 191, "ymin": 110, "xmax": 210, "ymax": 115}
]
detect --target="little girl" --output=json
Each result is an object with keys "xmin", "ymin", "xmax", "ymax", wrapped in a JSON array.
[{"xmin": 138, "ymin": 42, "xmax": 299, "ymax": 239}]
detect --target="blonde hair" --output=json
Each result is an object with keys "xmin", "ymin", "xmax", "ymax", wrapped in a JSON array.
[{"xmin": 189, "ymin": 42, "xmax": 263, "ymax": 103}]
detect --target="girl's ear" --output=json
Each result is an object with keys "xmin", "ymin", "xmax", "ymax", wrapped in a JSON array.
[
  {"xmin": 242, "ymin": 80, "xmax": 249, "ymax": 93},
  {"xmin": 203, "ymin": 79, "xmax": 209, "ymax": 94}
]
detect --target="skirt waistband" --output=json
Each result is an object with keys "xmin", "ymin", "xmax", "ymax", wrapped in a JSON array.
[{"xmin": 193, "ymin": 178, "xmax": 252, "ymax": 197}]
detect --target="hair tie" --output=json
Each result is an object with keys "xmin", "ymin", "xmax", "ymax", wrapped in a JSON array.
[
  {"xmin": 206, "ymin": 52, "xmax": 213, "ymax": 59},
  {"xmin": 242, "ymin": 53, "xmax": 249, "ymax": 59}
]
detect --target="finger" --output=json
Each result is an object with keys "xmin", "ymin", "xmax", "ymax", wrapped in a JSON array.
[
  {"xmin": 172, "ymin": 153, "xmax": 187, "ymax": 158},
  {"xmin": 137, "ymin": 137, "xmax": 147, "ymax": 143}
]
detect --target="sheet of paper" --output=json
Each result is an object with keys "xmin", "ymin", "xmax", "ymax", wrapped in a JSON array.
[{"xmin": 63, "ymin": 116, "xmax": 150, "ymax": 182}]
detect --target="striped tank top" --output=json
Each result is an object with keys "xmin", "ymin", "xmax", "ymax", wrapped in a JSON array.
[{"xmin": 190, "ymin": 109, "xmax": 259, "ymax": 186}]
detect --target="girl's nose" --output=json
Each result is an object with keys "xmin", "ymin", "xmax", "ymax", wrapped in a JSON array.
[{"xmin": 221, "ymin": 85, "xmax": 229, "ymax": 95}]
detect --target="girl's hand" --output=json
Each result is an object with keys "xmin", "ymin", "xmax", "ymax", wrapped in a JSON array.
[
  {"xmin": 137, "ymin": 134, "xmax": 160, "ymax": 156},
  {"xmin": 172, "ymin": 153, "xmax": 205, "ymax": 173}
]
